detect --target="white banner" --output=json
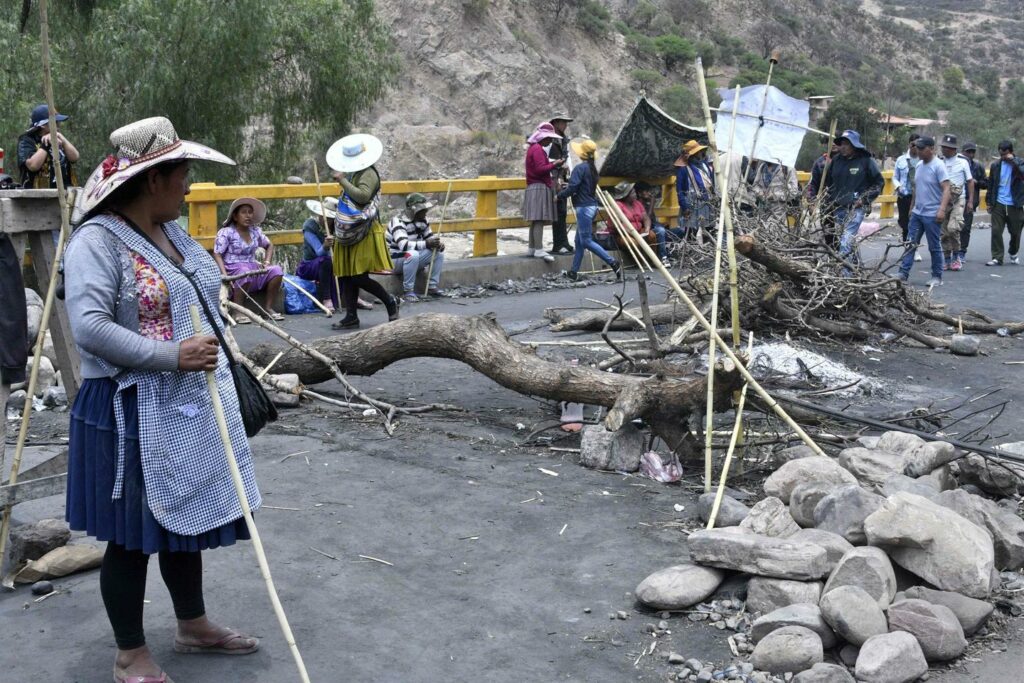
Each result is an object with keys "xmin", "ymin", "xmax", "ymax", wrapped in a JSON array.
[{"xmin": 715, "ymin": 85, "xmax": 809, "ymax": 169}]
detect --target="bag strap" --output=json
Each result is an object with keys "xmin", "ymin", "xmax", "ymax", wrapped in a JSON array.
[{"xmin": 111, "ymin": 211, "xmax": 238, "ymax": 367}]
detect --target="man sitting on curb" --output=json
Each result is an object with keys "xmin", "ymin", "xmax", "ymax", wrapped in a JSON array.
[{"xmin": 387, "ymin": 193, "xmax": 446, "ymax": 302}]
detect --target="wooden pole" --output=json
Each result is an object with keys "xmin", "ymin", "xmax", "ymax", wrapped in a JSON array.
[
  {"xmin": 423, "ymin": 179, "xmax": 453, "ymax": 296},
  {"xmin": 598, "ymin": 187, "xmax": 650, "ymax": 271},
  {"xmin": 0, "ymin": 0, "xmax": 73, "ymax": 585},
  {"xmin": 703, "ymin": 86, "xmax": 741, "ymax": 492},
  {"xmin": 707, "ymin": 333, "xmax": 755, "ymax": 529},
  {"xmin": 747, "ymin": 52, "xmax": 779, "ymax": 164},
  {"xmin": 188, "ymin": 306, "xmax": 311, "ymax": 683},
  {"xmin": 313, "ymin": 160, "xmax": 343, "ymax": 313}
]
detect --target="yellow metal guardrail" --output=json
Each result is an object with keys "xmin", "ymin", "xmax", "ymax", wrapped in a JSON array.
[{"xmin": 185, "ymin": 171, "xmax": 989, "ymax": 257}]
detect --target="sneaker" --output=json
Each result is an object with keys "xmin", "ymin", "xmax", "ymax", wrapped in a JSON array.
[
  {"xmin": 564, "ymin": 270, "xmax": 580, "ymax": 282},
  {"xmin": 986, "ymin": 259, "xmax": 1002, "ymax": 266},
  {"xmin": 427, "ymin": 287, "xmax": 446, "ymax": 297},
  {"xmin": 1012, "ymin": 254, "xmax": 1020, "ymax": 265},
  {"xmin": 914, "ymin": 253, "xmax": 923, "ymax": 262},
  {"xmin": 552, "ymin": 245, "xmax": 574, "ymax": 255},
  {"xmin": 950, "ymin": 259, "xmax": 963, "ymax": 271},
  {"xmin": 661, "ymin": 256, "xmax": 672, "ymax": 267},
  {"xmin": 402, "ymin": 292, "xmax": 419, "ymax": 303},
  {"xmin": 926, "ymin": 277, "xmax": 942, "ymax": 287},
  {"xmin": 958, "ymin": 252, "xmax": 967, "ymax": 263},
  {"xmin": 534, "ymin": 249, "xmax": 555, "ymax": 263},
  {"xmin": 611, "ymin": 260, "xmax": 622, "ymax": 280},
  {"xmin": 386, "ymin": 296, "xmax": 401, "ymax": 321}
]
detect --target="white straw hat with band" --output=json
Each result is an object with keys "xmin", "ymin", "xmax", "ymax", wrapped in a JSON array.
[
  {"xmin": 78, "ymin": 116, "xmax": 234, "ymax": 216},
  {"xmin": 306, "ymin": 197, "xmax": 339, "ymax": 219},
  {"xmin": 325, "ymin": 133, "xmax": 383, "ymax": 173}
]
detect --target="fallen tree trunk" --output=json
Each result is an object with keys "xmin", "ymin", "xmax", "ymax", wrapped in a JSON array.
[
  {"xmin": 248, "ymin": 313, "xmax": 744, "ymax": 454},
  {"xmin": 546, "ymin": 302, "xmax": 687, "ymax": 331}
]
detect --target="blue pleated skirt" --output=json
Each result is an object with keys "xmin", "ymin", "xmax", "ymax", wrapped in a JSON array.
[{"xmin": 66, "ymin": 377, "xmax": 250, "ymax": 555}]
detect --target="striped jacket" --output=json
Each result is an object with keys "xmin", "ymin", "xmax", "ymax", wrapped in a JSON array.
[{"xmin": 386, "ymin": 214, "xmax": 433, "ymax": 257}]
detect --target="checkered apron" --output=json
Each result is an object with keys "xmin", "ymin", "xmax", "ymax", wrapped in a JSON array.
[{"xmin": 88, "ymin": 214, "xmax": 261, "ymax": 536}]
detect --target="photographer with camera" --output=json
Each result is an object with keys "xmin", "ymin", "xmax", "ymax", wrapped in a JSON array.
[{"xmin": 17, "ymin": 103, "xmax": 80, "ymax": 189}]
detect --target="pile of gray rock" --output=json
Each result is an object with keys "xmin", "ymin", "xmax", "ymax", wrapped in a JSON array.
[
  {"xmin": 6, "ymin": 289, "xmax": 68, "ymax": 414},
  {"xmin": 635, "ymin": 431, "xmax": 1022, "ymax": 683}
]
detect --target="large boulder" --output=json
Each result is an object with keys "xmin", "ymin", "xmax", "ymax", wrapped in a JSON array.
[
  {"xmin": 751, "ymin": 626, "xmax": 823, "ymax": 674},
  {"xmin": 687, "ymin": 529, "xmax": 830, "ymax": 580},
  {"xmin": 819, "ymin": 585, "xmax": 888, "ymax": 646},
  {"xmin": 864, "ymin": 492, "xmax": 995, "ymax": 598},
  {"xmin": 935, "ymin": 489, "xmax": 1024, "ymax": 570},
  {"xmin": 791, "ymin": 663, "xmax": 855, "ymax": 683},
  {"xmin": 634, "ymin": 563, "xmax": 725, "ymax": 610},
  {"xmin": 876, "ymin": 431, "xmax": 927, "ymax": 458},
  {"xmin": 790, "ymin": 529, "xmax": 854, "ymax": 571},
  {"xmin": 25, "ymin": 288, "xmax": 43, "ymax": 349},
  {"xmin": 854, "ymin": 631, "xmax": 928, "ymax": 683},
  {"xmin": 790, "ymin": 481, "xmax": 841, "ymax": 528},
  {"xmin": 837, "ymin": 448, "xmax": 908, "ymax": 490},
  {"xmin": 813, "ymin": 484, "xmax": 885, "ymax": 544},
  {"xmin": 919, "ymin": 464, "xmax": 957, "ymax": 492},
  {"xmin": 739, "ymin": 497, "xmax": 800, "ymax": 538},
  {"xmin": 904, "ymin": 441, "xmax": 958, "ymax": 477},
  {"xmin": 27, "ymin": 356, "xmax": 56, "ymax": 398},
  {"xmin": 774, "ymin": 444, "xmax": 817, "ymax": 465},
  {"xmin": 880, "ymin": 473, "xmax": 939, "ymax": 500},
  {"xmin": 697, "ymin": 492, "xmax": 750, "ymax": 527},
  {"xmin": 903, "ymin": 586, "xmax": 993, "ymax": 636},
  {"xmin": 578, "ymin": 424, "xmax": 643, "ymax": 472},
  {"xmin": 763, "ymin": 457, "xmax": 858, "ymax": 504},
  {"xmin": 751, "ymin": 604, "xmax": 838, "ymax": 648},
  {"xmin": 886, "ymin": 598, "xmax": 967, "ymax": 662},
  {"xmin": 953, "ymin": 452, "xmax": 1024, "ymax": 496},
  {"xmin": 747, "ymin": 577, "xmax": 823, "ymax": 615},
  {"xmin": 822, "ymin": 546, "xmax": 897, "ymax": 608}
]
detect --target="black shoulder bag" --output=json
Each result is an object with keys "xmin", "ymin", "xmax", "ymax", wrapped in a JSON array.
[{"xmin": 118, "ymin": 214, "xmax": 277, "ymax": 436}]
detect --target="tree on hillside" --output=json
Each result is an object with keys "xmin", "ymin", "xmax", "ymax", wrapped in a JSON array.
[
  {"xmin": 823, "ymin": 91, "xmax": 883, "ymax": 153},
  {"xmin": 653, "ymin": 34, "xmax": 696, "ymax": 71},
  {"xmin": 2, "ymin": 0, "xmax": 397, "ymax": 185}
]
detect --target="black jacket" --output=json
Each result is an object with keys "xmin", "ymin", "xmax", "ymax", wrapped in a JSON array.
[
  {"xmin": 988, "ymin": 157, "xmax": 1024, "ymax": 209},
  {"xmin": 823, "ymin": 150, "xmax": 883, "ymax": 208},
  {"xmin": 965, "ymin": 157, "xmax": 987, "ymax": 210}
]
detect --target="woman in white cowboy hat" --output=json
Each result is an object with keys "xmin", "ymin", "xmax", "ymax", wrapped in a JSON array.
[
  {"xmin": 325, "ymin": 132, "xmax": 399, "ymax": 330},
  {"xmin": 65, "ymin": 116, "xmax": 261, "ymax": 683},
  {"xmin": 212, "ymin": 197, "xmax": 285, "ymax": 321}
]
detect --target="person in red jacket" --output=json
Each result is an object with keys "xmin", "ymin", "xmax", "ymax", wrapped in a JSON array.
[{"xmin": 522, "ymin": 122, "xmax": 565, "ymax": 263}]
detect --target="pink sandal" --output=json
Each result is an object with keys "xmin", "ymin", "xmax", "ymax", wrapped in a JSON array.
[
  {"xmin": 113, "ymin": 669, "xmax": 171, "ymax": 683},
  {"xmin": 173, "ymin": 630, "xmax": 260, "ymax": 655}
]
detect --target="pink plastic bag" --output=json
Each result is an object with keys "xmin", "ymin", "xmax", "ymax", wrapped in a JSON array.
[
  {"xmin": 639, "ymin": 451, "xmax": 683, "ymax": 483},
  {"xmin": 857, "ymin": 221, "xmax": 883, "ymax": 238}
]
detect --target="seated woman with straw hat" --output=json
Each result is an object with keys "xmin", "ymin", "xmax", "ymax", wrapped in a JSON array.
[
  {"xmin": 212, "ymin": 197, "xmax": 285, "ymax": 321},
  {"xmin": 298, "ymin": 198, "xmax": 374, "ymax": 315},
  {"xmin": 326, "ymin": 133, "xmax": 399, "ymax": 330},
  {"xmin": 64, "ymin": 116, "xmax": 261, "ymax": 683},
  {"xmin": 556, "ymin": 137, "xmax": 620, "ymax": 281}
]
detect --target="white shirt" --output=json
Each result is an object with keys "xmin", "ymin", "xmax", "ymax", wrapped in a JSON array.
[{"xmin": 942, "ymin": 153, "xmax": 972, "ymax": 190}]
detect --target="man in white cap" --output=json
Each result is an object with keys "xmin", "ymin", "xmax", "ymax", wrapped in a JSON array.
[
  {"xmin": 937, "ymin": 134, "xmax": 974, "ymax": 271},
  {"xmin": 386, "ymin": 193, "xmax": 445, "ymax": 301}
]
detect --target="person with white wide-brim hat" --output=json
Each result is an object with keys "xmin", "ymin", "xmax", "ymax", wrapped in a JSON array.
[
  {"xmin": 212, "ymin": 196, "xmax": 286, "ymax": 321},
  {"xmin": 324, "ymin": 133, "xmax": 399, "ymax": 330},
  {"xmin": 66, "ymin": 116, "xmax": 262, "ymax": 683}
]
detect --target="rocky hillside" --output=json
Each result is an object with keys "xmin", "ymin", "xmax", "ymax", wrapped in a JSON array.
[{"xmin": 357, "ymin": 0, "xmax": 1022, "ymax": 184}]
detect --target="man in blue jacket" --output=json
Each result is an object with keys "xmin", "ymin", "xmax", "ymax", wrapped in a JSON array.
[
  {"xmin": 986, "ymin": 140, "xmax": 1024, "ymax": 266},
  {"xmin": 822, "ymin": 130, "xmax": 884, "ymax": 266}
]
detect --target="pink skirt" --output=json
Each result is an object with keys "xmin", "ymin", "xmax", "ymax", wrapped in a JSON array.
[{"xmin": 224, "ymin": 261, "xmax": 284, "ymax": 291}]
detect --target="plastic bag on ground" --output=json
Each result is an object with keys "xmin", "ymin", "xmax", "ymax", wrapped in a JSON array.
[
  {"xmin": 283, "ymin": 275, "xmax": 319, "ymax": 314},
  {"xmin": 639, "ymin": 451, "xmax": 683, "ymax": 483}
]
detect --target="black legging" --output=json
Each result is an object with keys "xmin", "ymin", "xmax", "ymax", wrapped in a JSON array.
[
  {"xmin": 339, "ymin": 273, "xmax": 390, "ymax": 314},
  {"xmin": 101, "ymin": 543, "xmax": 205, "ymax": 650}
]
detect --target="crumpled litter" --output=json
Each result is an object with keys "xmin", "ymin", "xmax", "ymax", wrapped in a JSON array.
[{"xmin": 639, "ymin": 451, "xmax": 683, "ymax": 483}]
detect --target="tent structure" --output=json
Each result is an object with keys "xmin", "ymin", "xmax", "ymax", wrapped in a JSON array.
[{"xmin": 599, "ymin": 96, "xmax": 707, "ymax": 179}]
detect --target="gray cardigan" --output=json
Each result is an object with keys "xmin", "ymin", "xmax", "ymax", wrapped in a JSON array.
[{"xmin": 64, "ymin": 222, "xmax": 181, "ymax": 379}]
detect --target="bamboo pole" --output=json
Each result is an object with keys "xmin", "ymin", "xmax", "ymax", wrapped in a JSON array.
[
  {"xmin": 605, "ymin": 196, "xmax": 826, "ymax": 461},
  {"xmin": 598, "ymin": 187, "xmax": 649, "ymax": 271},
  {"xmin": 188, "ymin": 307, "xmax": 311, "ymax": 683},
  {"xmin": 0, "ymin": 0, "xmax": 73, "ymax": 585},
  {"xmin": 423, "ymin": 179, "xmax": 453, "ymax": 296},
  {"xmin": 703, "ymin": 86, "xmax": 741, "ymax": 492},
  {"xmin": 314, "ymin": 159, "xmax": 343, "ymax": 314},
  {"xmin": 707, "ymin": 333, "xmax": 755, "ymax": 529},
  {"xmin": 708, "ymin": 108, "xmax": 830, "ymax": 136},
  {"xmin": 747, "ymin": 51, "xmax": 779, "ymax": 164}
]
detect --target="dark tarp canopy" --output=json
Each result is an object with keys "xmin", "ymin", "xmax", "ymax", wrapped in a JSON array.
[{"xmin": 599, "ymin": 96, "xmax": 707, "ymax": 179}]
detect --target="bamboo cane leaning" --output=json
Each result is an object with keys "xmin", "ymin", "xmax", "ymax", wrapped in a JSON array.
[
  {"xmin": 424, "ymin": 179, "xmax": 453, "ymax": 297},
  {"xmin": 597, "ymin": 187, "xmax": 650, "ymax": 272},
  {"xmin": 188, "ymin": 306, "xmax": 311, "ymax": 683},
  {"xmin": 702, "ymin": 86, "xmax": 742, "ymax": 492},
  {"xmin": 0, "ymin": 0, "xmax": 73, "ymax": 587},
  {"xmin": 707, "ymin": 332, "xmax": 756, "ymax": 529},
  {"xmin": 313, "ymin": 159, "xmax": 342, "ymax": 317}
]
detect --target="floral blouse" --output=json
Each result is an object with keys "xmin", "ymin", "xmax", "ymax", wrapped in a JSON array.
[
  {"xmin": 213, "ymin": 225, "xmax": 270, "ymax": 265},
  {"xmin": 131, "ymin": 252, "xmax": 173, "ymax": 341}
]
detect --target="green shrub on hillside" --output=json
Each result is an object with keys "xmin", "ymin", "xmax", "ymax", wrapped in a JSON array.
[
  {"xmin": 577, "ymin": 0, "xmax": 611, "ymax": 37},
  {"xmin": 631, "ymin": 69, "xmax": 663, "ymax": 90},
  {"xmin": 653, "ymin": 34, "xmax": 696, "ymax": 71},
  {"xmin": 658, "ymin": 84, "xmax": 700, "ymax": 124}
]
